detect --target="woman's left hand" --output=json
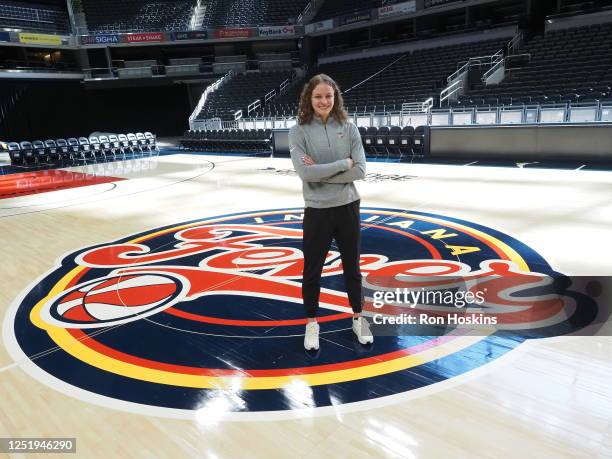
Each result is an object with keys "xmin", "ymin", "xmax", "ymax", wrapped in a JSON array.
[{"xmin": 302, "ymin": 155, "xmax": 315, "ymax": 165}]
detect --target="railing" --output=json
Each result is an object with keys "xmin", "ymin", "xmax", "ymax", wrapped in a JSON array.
[
  {"xmin": 83, "ymin": 67, "xmax": 117, "ymax": 79},
  {"xmin": 279, "ymin": 78, "xmax": 290, "ymax": 93},
  {"xmin": 440, "ymin": 80, "xmax": 463, "ymax": 107},
  {"xmin": 507, "ymin": 31, "xmax": 524, "ymax": 56},
  {"xmin": 189, "ymin": 100, "xmax": 612, "ymax": 132},
  {"xmin": 1, "ymin": 65, "xmax": 83, "ymax": 76},
  {"xmin": 297, "ymin": 0, "xmax": 323, "ymax": 24},
  {"xmin": 222, "ymin": 120, "xmax": 239, "ymax": 130},
  {"xmin": 481, "ymin": 51, "xmax": 505, "ymax": 83},
  {"xmin": 448, "ymin": 60, "xmax": 471, "ymax": 83},
  {"xmin": 247, "ymin": 99, "xmax": 262, "ymax": 117},
  {"xmin": 0, "ymin": 5, "xmax": 59, "ymax": 24},
  {"xmin": 189, "ymin": 0, "xmax": 203, "ymax": 30},
  {"xmin": 264, "ymin": 90, "xmax": 276, "ymax": 103},
  {"xmin": 189, "ymin": 70, "xmax": 234, "ymax": 129},
  {"xmin": 83, "ymin": 63, "xmax": 207, "ymax": 80},
  {"xmin": 401, "ymin": 98, "xmax": 434, "ymax": 114},
  {"xmin": 479, "ymin": 31, "xmax": 525, "ymax": 85},
  {"xmin": 448, "ymin": 51, "xmax": 503, "ymax": 83},
  {"xmin": 297, "ymin": 1, "xmax": 312, "ymax": 24}
]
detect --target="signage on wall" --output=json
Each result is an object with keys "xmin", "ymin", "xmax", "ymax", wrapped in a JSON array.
[
  {"xmin": 258, "ymin": 26, "xmax": 296, "ymax": 37},
  {"xmin": 80, "ymin": 34, "xmax": 120, "ymax": 45},
  {"xmin": 18, "ymin": 33, "xmax": 62, "ymax": 45},
  {"xmin": 213, "ymin": 28, "xmax": 253, "ymax": 39},
  {"xmin": 125, "ymin": 32, "xmax": 165, "ymax": 43},
  {"xmin": 338, "ymin": 10, "xmax": 372, "ymax": 27},
  {"xmin": 171, "ymin": 31, "xmax": 208, "ymax": 41},
  {"xmin": 305, "ymin": 19, "xmax": 334, "ymax": 34},
  {"xmin": 378, "ymin": 0, "xmax": 417, "ymax": 18}
]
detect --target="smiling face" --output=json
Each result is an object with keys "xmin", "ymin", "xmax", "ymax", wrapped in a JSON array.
[{"xmin": 311, "ymin": 82, "xmax": 335, "ymax": 121}]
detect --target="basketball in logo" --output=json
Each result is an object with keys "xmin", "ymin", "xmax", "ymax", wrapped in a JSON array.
[
  {"xmin": 43, "ymin": 274, "xmax": 185, "ymax": 328},
  {"xmin": 3, "ymin": 208, "xmax": 598, "ymax": 419}
]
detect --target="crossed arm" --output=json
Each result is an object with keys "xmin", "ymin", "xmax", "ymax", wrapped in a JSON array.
[{"xmin": 289, "ymin": 124, "xmax": 366, "ymax": 183}]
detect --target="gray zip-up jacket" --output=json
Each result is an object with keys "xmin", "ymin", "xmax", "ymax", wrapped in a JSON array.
[{"xmin": 289, "ymin": 116, "xmax": 366, "ymax": 208}]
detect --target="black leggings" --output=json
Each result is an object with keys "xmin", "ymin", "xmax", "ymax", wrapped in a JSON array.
[{"xmin": 302, "ymin": 200, "xmax": 363, "ymax": 318}]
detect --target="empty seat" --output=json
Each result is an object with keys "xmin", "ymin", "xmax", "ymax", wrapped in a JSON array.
[
  {"xmin": 364, "ymin": 127, "xmax": 378, "ymax": 157},
  {"xmin": 7, "ymin": 142, "xmax": 23, "ymax": 165},
  {"xmin": 32, "ymin": 140, "xmax": 47, "ymax": 162},
  {"xmin": 387, "ymin": 126, "xmax": 402, "ymax": 159},
  {"xmin": 45, "ymin": 139, "xmax": 60, "ymax": 162},
  {"xmin": 56, "ymin": 139, "xmax": 70, "ymax": 161},
  {"xmin": 19, "ymin": 141, "xmax": 35, "ymax": 163}
]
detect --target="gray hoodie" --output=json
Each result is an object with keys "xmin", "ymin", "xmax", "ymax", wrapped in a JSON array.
[{"xmin": 288, "ymin": 116, "xmax": 366, "ymax": 208}]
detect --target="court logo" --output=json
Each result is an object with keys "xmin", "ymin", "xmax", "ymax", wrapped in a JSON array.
[{"xmin": 3, "ymin": 208, "xmax": 597, "ymax": 420}]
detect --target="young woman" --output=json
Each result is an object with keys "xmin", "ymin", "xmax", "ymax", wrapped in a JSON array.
[{"xmin": 288, "ymin": 73, "xmax": 373, "ymax": 351}]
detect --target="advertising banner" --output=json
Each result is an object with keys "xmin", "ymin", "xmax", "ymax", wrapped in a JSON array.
[
  {"xmin": 258, "ymin": 26, "xmax": 296, "ymax": 37},
  {"xmin": 213, "ymin": 28, "xmax": 253, "ymax": 39},
  {"xmin": 80, "ymin": 34, "xmax": 120, "ymax": 45},
  {"xmin": 18, "ymin": 33, "xmax": 62, "ymax": 45},
  {"xmin": 172, "ymin": 31, "xmax": 208, "ymax": 41},
  {"xmin": 0, "ymin": 31, "xmax": 10, "ymax": 42},
  {"xmin": 125, "ymin": 32, "xmax": 165, "ymax": 43},
  {"xmin": 378, "ymin": 1, "xmax": 416, "ymax": 18},
  {"xmin": 304, "ymin": 19, "xmax": 334, "ymax": 34},
  {"xmin": 338, "ymin": 10, "xmax": 372, "ymax": 27},
  {"xmin": 424, "ymin": 0, "xmax": 462, "ymax": 8}
]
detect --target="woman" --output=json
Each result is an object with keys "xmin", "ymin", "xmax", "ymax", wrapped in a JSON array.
[{"xmin": 288, "ymin": 73, "xmax": 373, "ymax": 351}]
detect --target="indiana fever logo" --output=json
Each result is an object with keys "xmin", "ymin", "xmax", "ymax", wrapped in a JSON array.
[{"xmin": 3, "ymin": 208, "xmax": 598, "ymax": 420}]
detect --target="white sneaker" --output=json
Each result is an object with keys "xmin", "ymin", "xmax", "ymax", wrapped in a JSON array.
[
  {"xmin": 304, "ymin": 321, "xmax": 320, "ymax": 350},
  {"xmin": 352, "ymin": 317, "xmax": 374, "ymax": 344}
]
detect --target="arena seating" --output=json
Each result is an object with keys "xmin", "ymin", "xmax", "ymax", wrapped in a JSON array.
[
  {"xmin": 180, "ymin": 129, "xmax": 272, "ymax": 153},
  {"xmin": 6, "ymin": 133, "xmax": 157, "ymax": 165},
  {"xmin": 195, "ymin": 71, "xmax": 294, "ymax": 121},
  {"xmin": 558, "ymin": 0, "xmax": 612, "ymax": 14},
  {"xmin": 200, "ymin": 0, "xmax": 310, "ymax": 27},
  {"xmin": 457, "ymin": 23, "xmax": 612, "ymax": 106},
  {"xmin": 253, "ymin": 37, "xmax": 508, "ymax": 117},
  {"xmin": 179, "ymin": 125, "xmax": 427, "ymax": 161},
  {"xmin": 423, "ymin": 0, "xmax": 464, "ymax": 9},
  {"xmin": 0, "ymin": 1, "xmax": 70, "ymax": 34},
  {"xmin": 81, "ymin": 0, "xmax": 195, "ymax": 33},
  {"xmin": 313, "ymin": 0, "xmax": 383, "ymax": 22}
]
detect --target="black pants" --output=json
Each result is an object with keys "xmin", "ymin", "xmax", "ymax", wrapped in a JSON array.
[{"xmin": 302, "ymin": 200, "xmax": 363, "ymax": 318}]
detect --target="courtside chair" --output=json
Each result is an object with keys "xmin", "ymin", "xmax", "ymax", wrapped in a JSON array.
[
  {"xmin": 32, "ymin": 140, "xmax": 47, "ymax": 163},
  {"xmin": 413, "ymin": 126, "xmax": 426, "ymax": 156},
  {"xmin": 45, "ymin": 139, "xmax": 60, "ymax": 163},
  {"xmin": 117, "ymin": 134, "xmax": 131, "ymax": 157},
  {"xmin": 7, "ymin": 142, "xmax": 23, "ymax": 165},
  {"xmin": 127, "ymin": 133, "xmax": 141, "ymax": 155},
  {"xmin": 99, "ymin": 135, "xmax": 116, "ymax": 159},
  {"xmin": 88, "ymin": 136, "xmax": 105, "ymax": 160},
  {"xmin": 19, "ymin": 141, "xmax": 35, "ymax": 164},
  {"xmin": 400, "ymin": 126, "xmax": 414, "ymax": 160},
  {"xmin": 387, "ymin": 126, "xmax": 402, "ymax": 160},
  {"xmin": 374, "ymin": 126, "xmax": 390, "ymax": 160},
  {"xmin": 78, "ymin": 137, "xmax": 93, "ymax": 161},
  {"xmin": 67, "ymin": 138, "xmax": 82, "ymax": 162},
  {"xmin": 144, "ymin": 132, "xmax": 156, "ymax": 152},
  {"xmin": 364, "ymin": 126, "xmax": 378, "ymax": 158},
  {"xmin": 55, "ymin": 139, "xmax": 71, "ymax": 163},
  {"xmin": 108, "ymin": 135, "xmax": 121, "ymax": 160}
]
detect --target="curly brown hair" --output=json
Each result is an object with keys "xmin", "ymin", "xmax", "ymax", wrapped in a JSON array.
[{"xmin": 297, "ymin": 73, "xmax": 348, "ymax": 125}]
